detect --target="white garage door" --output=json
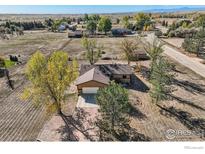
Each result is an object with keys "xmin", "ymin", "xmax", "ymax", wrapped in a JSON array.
[{"xmin": 82, "ymin": 87, "xmax": 99, "ymax": 94}]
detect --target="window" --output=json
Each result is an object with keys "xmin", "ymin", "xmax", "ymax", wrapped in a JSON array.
[{"xmin": 123, "ymin": 75, "xmax": 127, "ymax": 79}]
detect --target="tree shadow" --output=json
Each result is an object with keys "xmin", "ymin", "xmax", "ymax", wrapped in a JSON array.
[
  {"xmin": 158, "ymin": 105, "xmax": 205, "ymax": 138},
  {"xmin": 172, "ymin": 67, "xmax": 187, "ymax": 75},
  {"xmin": 169, "ymin": 94, "xmax": 205, "ymax": 112},
  {"xmin": 57, "ymin": 108, "xmax": 97, "ymax": 141},
  {"xmin": 116, "ymin": 124, "xmax": 152, "ymax": 141},
  {"xmin": 172, "ymin": 79, "xmax": 205, "ymax": 95},
  {"xmin": 57, "ymin": 123, "xmax": 78, "ymax": 141},
  {"xmin": 129, "ymin": 74, "xmax": 149, "ymax": 92},
  {"xmin": 128, "ymin": 102, "xmax": 147, "ymax": 120},
  {"xmin": 100, "ymin": 124, "xmax": 151, "ymax": 141},
  {"xmin": 139, "ymin": 65, "xmax": 150, "ymax": 80}
]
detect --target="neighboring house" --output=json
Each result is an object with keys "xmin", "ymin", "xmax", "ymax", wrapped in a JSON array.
[
  {"xmin": 76, "ymin": 64, "xmax": 133, "ymax": 94},
  {"xmin": 68, "ymin": 30, "xmax": 83, "ymax": 38},
  {"xmin": 111, "ymin": 28, "xmax": 132, "ymax": 37},
  {"xmin": 132, "ymin": 51, "xmax": 150, "ymax": 61},
  {"xmin": 58, "ymin": 25, "xmax": 66, "ymax": 32},
  {"xmin": 68, "ymin": 24, "xmax": 77, "ymax": 31}
]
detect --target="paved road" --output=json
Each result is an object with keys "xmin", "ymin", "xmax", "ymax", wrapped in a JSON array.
[{"xmin": 145, "ymin": 33, "xmax": 205, "ymax": 78}]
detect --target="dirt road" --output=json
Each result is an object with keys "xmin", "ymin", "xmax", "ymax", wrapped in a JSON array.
[{"xmin": 145, "ymin": 33, "xmax": 205, "ymax": 78}]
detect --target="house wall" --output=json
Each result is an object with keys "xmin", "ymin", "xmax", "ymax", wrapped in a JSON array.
[{"xmin": 77, "ymin": 80, "xmax": 108, "ymax": 93}]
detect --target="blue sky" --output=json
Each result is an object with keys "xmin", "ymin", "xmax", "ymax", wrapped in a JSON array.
[{"xmin": 0, "ymin": 5, "xmax": 204, "ymax": 14}]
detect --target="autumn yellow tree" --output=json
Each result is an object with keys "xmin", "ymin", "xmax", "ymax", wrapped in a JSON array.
[{"xmin": 22, "ymin": 51, "xmax": 79, "ymax": 115}]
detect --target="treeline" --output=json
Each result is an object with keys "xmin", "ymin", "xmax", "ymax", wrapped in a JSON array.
[
  {"xmin": 121, "ymin": 13, "xmax": 154, "ymax": 31},
  {"xmin": 182, "ymin": 28, "xmax": 205, "ymax": 58},
  {"xmin": 0, "ymin": 20, "xmax": 45, "ymax": 39},
  {"xmin": 159, "ymin": 14, "xmax": 187, "ymax": 19},
  {"xmin": 0, "ymin": 20, "xmax": 45, "ymax": 31},
  {"xmin": 165, "ymin": 14, "xmax": 205, "ymax": 38},
  {"xmin": 84, "ymin": 14, "xmax": 112, "ymax": 34}
]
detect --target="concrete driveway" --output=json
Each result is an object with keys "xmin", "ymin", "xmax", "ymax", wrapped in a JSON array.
[{"xmin": 77, "ymin": 94, "xmax": 99, "ymax": 108}]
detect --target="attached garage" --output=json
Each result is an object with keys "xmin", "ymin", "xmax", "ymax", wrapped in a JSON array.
[
  {"xmin": 82, "ymin": 87, "xmax": 99, "ymax": 94},
  {"xmin": 76, "ymin": 68, "xmax": 110, "ymax": 94}
]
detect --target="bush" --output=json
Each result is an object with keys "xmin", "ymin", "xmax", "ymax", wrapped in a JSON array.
[
  {"xmin": 0, "ymin": 56, "xmax": 5, "ymax": 67},
  {"xmin": 155, "ymin": 30, "xmax": 163, "ymax": 38}
]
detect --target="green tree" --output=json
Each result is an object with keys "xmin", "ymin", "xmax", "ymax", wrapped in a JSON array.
[
  {"xmin": 86, "ymin": 20, "xmax": 97, "ymax": 35},
  {"xmin": 84, "ymin": 14, "xmax": 89, "ymax": 22},
  {"xmin": 116, "ymin": 18, "xmax": 120, "ymax": 24},
  {"xmin": 0, "ymin": 56, "xmax": 14, "ymax": 89},
  {"xmin": 0, "ymin": 56, "xmax": 5, "ymax": 67},
  {"xmin": 144, "ymin": 39, "xmax": 164, "ymax": 74},
  {"xmin": 162, "ymin": 20, "xmax": 166, "ymax": 26},
  {"xmin": 23, "ymin": 51, "xmax": 79, "ymax": 114},
  {"xmin": 89, "ymin": 14, "xmax": 101, "ymax": 22},
  {"xmin": 96, "ymin": 81, "xmax": 130, "ymax": 140},
  {"xmin": 155, "ymin": 30, "xmax": 163, "ymax": 38},
  {"xmin": 81, "ymin": 37, "xmax": 103, "ymax": 65},
  {"xmin": 98, "ymin": 16, "xmax": 112, "ymax": 34},
  {"xmin": 122, "ymin": 16, "xmax": 130, "ymax": 29},
  {"xmin": 150, "ymin": 56, "xmax": 174, "ymax": 103},
  {"xmin": 196, "ymin": 15, "xmax": 205, "ymax": 28},
  {"xmin": 51, "ymin": 20, "xmax": 62, "ymax": 32},
  {"xmin": 182, "ymin": 28, "xmax": 205, "ymax": 57},
  {"xmin": 45, "ymin": 18, "xmax": 54, "ymax": 28},
  {"xmin": 121, "ymin": 38, "xmax": 139, "ymax": 65},
  {"xmin": 144, "ymin": 39, "xmax": 174, "ymax": 103},
  {"xmin": 134, "ymin": 12, "xmax": 151, "ymax": 30}
]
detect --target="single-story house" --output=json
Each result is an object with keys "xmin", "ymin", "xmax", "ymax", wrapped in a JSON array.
[
  {"xmin": 132, "ymin": 51, "xmax": 150, "ymax": 61},
  {"xmin": 58, "ymin": 25, "xmax": 66, "ymax": 32},
  {"xmin": 76, "ymin": 64, "xmax": 133, "ymax": 94},
  {"xmin": 68, "ymin": 30, "xmax": 83, "ymax": 38},
  {"xmin": 111, "ymin": 28, "xmax": 132, "ymax": 37}
]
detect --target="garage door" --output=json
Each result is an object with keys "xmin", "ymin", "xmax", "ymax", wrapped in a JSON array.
[{"xmin": 82, "ymin": 87, "xmax": 99, "ymax": 94}]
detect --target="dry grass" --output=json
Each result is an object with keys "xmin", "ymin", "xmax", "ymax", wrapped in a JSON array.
[
  {"xmin": 162, "ymin": 38, "xmax": 184, "ymax": 48},
  {"xmin": 128, "ymin": 60, "xmax": 205, "ymax": 141}
]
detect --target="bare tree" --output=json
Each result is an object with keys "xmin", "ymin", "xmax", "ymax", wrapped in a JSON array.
[{"xmin": 121, "ymin": 38, "xmax": 139, "ymax": 65}]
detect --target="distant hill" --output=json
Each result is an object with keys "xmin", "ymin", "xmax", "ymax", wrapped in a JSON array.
[{"xmin": 144, "ymin": 7, "xmax": 205, "ymax": 13}]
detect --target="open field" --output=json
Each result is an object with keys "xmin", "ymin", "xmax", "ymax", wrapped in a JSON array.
[
  {"xmin": 0, "ymin": 31, "xmax": 75, "ymax": 141},
  {"xmin": 0, "ymin": 28, "xmax": 205, "ymax": 141},
  {"xmin": 162, "ymin": 38, "xmax": 184, "ymax": 48}
]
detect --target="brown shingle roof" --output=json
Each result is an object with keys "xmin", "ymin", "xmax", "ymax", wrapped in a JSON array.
[
  {"xmin": 76, "ymin": 64, "xmax": 132, "ymax": 85},
  {"xmin": 76, "ymin": 67, "xmax": 110, "ymax": 85},
  {"xmin": 80, "ymin": 64, "xmax": 133, "ymax": 76}
]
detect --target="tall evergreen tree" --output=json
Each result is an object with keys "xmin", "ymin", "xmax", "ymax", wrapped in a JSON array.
[{"xmin": 96, "ymin": 81, "xmax": 130, "ymax": 140}]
